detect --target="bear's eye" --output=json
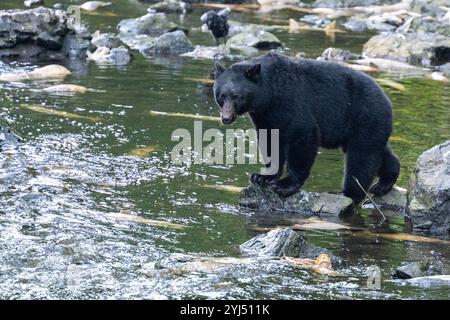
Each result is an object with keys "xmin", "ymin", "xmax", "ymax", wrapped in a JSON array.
[{"xmin": 217, "ymin": 95, "xmax": 225, "ymax": 105}]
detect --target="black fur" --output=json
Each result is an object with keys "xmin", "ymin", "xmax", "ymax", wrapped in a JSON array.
[
  {"xmin": 213, "ymin": 53, "xmax": 400, "ymax": 202},
  {"xmin": 201, "ymin": 10, "xmax": 230, "ymax": 46}
]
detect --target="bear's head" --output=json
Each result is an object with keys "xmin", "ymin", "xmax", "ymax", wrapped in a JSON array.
[{"xmin": 213, "ymin": 61, "xmax": 261, "ymax": 125}]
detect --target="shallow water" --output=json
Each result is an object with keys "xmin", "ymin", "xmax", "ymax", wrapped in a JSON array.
[{"xmin": 0, "ymin": 0, "xmax": 449, "ymax": 299}]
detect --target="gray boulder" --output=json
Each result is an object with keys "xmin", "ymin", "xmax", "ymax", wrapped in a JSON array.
[
  {"xmin": 143, "ymin": 30, "xmax": 194, "ymax": 56},
  {"xmin": 0, "ymin": 7, "xmax": 91, "ymax": 60},
  {"xmin": 363, "ymin": 32, "xmax": 450, "ymax": 67},
  {"xmin": 239, "ymin": 183, "xmax": 354, "ymax": 216},
  {"xmin": 407, "ymin": 141, "xmax": 450, "ymax": 234}
]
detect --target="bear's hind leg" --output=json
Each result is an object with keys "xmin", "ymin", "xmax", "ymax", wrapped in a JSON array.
[
  {"xmin": 343, "ymin": 148, "xmax": 383, "ymax": 203},
  {"xmin": 369, "ymin": 145, "xmax": 400, "ymax": 196}
]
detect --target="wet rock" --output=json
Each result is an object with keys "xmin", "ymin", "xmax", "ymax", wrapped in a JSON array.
[
  {"xmin": 437, "ymin": 62, "xmax": 450, "ymax": 76},
  {"xmin": 87, "ymin": 46, "xmax": 131, "ymax": 65},
  {"xmin": 394, "ymin": 259, "xmax": 443, "ymax": 279},
  {"xmin": 300, "ymin": 15, "xmax": 331, "ymax": 27},
  {"xmin": 180, "ymin": 45, "xmax": 243, "ymax": 61},
  {"xmin": 91, "ymin": 31, "xmax": 122, "ymax": 49},
  {"xmin": 117, "ymin": 12, "xmax": 180, "ymax": 37},
  {"xmin": 371, "ymin": 185, "xmax": 407, "ymax": 210},
  {"xmin": 227, "ymin": 29, "xmax": 282, "ymax": 51},
  {"xmin": 24, "ymin": 0, "xmax": 44, "ymax": 7},
  {"xmin": 406, "ymin": 275, "xmax": 450, "ymax": 288},
  {"xmin": 240, "ymin": 227, "xmax": 342, "ymax": 266},
  {"xmin": 319, "ymin": 47, "xmax": 361, "ymax": 62},
  {"xmin": 0, "ymin": 7, "xmax": 91, "ymax": 61},
  {"xmin": 363, "ymin": 32, "xmax": 450, "ymax": 67},
  {"xmin": 342, "ymin": 19, "xmax": 368, "ymax": 32},
  {"xmin": 142, "ymin": 30, "xmax": 194, "ymax": 56},
  {"xmin": 149, "ymin": 0, "xmax": 192, "ymax": 14},
  {"xmin": 407, "ymin": 16, "xmax": 450, "ymax": 37},
  {"xmin": 407, "ymin": 141, "xmax": 450, "ymax": 234},
  {"xmin": 312, "ymin": 0, "xmax": 398, "ymax": 8},
  {"xmin": 239, "ymin": 183, "xmax": 354, "ymax": 216}
]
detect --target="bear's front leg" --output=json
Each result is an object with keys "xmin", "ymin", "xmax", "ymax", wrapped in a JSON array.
[
  {"xmin": 269, "ymin": 127, "xmax": 319, "ymax": 198},
  {"xmin": 250, "ymin": 130, "xmax": 286, "ymax": 186}
]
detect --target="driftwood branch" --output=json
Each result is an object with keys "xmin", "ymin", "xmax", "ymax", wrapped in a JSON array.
[{"xmin": 352, "ymin": 176, "xmax": 386, "ymax": 224}]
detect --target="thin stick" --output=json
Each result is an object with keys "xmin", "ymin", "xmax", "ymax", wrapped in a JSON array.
[{"xmin": 352, "ymin": 176, "xmax": 386, "ymax": 223}]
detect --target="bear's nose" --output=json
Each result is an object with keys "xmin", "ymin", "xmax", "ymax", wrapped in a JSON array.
[{"xmin": 221, "ymin": 117, "xmax": 232, "ymax": 125}]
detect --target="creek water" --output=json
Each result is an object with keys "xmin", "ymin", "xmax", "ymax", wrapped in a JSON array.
[{"xmin": 0, "ymin": 0, "xmax": 449, "ymax": 299}]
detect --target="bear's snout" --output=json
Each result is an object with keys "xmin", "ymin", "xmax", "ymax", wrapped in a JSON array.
[{"xmin": 220, "ymin": 103, "xmax": 237, "ymax": 125}]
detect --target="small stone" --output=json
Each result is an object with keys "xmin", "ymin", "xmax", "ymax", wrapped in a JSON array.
[{"xmin": 24, "ymin": 0, "xmax": 44, "ymax": 7}]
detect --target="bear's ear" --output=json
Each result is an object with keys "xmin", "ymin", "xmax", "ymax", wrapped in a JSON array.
[
  {"xmin": 246, "ymin": 64, "xmax": 261, "ymax": 81},
  {"xmin": 214, "ymin": 62, "xmax": 226, "ymax": 79}
]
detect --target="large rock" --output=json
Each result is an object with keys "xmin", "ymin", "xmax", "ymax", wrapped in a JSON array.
[
  {"xmin": 142, "ymin": 30, "xmax": 194, "ymax": 56},
  {"xmin": 407, "ymin": 141, "xmax": 450, "ymax": 234},
  {"xmin": 239, "ymin": 183, "xmax": 354, "ymax": 216},
  {"xmin": 240, "ymin": 227, "xmax": 342, "ymax": 266},
  {"xmin": 363, "ymin": 32, "xmax": 450, "ymax": 67},
  {"xmin": 0, "ymin": 7, "xmax": 91, "ymax": 60}
]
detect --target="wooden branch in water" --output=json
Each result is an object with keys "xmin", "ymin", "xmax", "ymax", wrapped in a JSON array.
[{"xmin": 352, "ymin": 176, "xmax": 386, "ymax": 223}]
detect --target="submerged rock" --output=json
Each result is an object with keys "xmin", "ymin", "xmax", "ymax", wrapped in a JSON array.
[
  {"xmin": 0, "ymin": 7, "xmax": 91, "ymax": 61},
  {"xmin": 149, "ymin": 0, "xmax": 192, "ymax": 14},
  {"xmin": 407, "ymin": 141, "xmax": 450, "ymax": 234},
  {"xmin": 240, "ymin": 227, "xmax": 342, "ymax": 266},
  {"xmin": 142, "ymin": 30, "xmax": 194, "ymax": 56},
  {"xmin": 239, "ymin": 183, "xmax": 354, "ymax": 216},
  {"xmin": 394, "ymin": 260, "xmax": 443, "ymax": 279},
  {"xmin": 363, "ymin": 32, "xmax": 450, "ymax": 67}
]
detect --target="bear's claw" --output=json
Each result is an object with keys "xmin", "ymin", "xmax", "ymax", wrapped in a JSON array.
[
  {"xmin": 250, "ymin": 173, "xmax": 278, "ymax": 186},
  {"xmin": 269, "ymin": 178, "xmax": 300, "ymax": 198}
]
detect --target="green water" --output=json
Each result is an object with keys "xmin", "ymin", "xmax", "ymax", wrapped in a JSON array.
[{"xmin": 0, "ymin": 0, "xmax": 449, "ymax": 299}]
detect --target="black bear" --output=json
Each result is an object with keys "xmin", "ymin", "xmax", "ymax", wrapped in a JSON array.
[{"xmin": 213, "ymin": 52, "xmax": 400, "ymax": 202}]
